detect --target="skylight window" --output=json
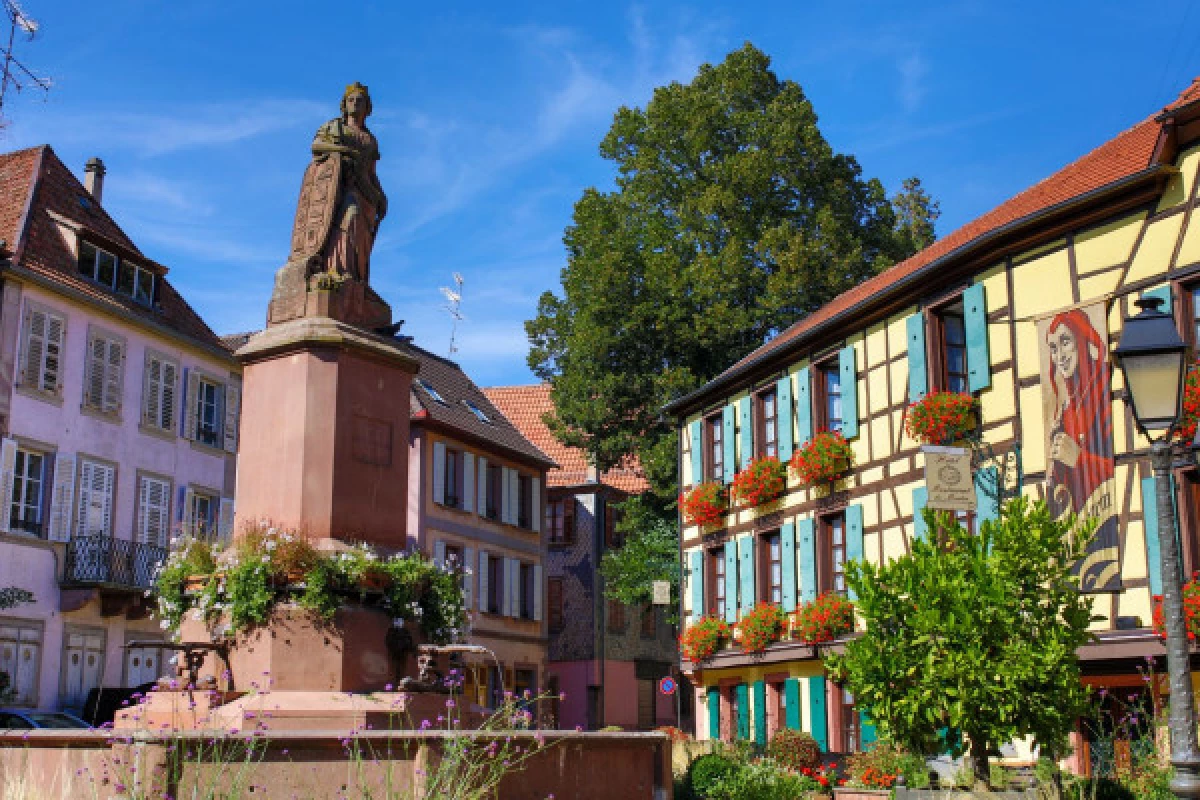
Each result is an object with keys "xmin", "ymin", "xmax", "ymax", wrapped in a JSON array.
[
  {"xmin": 463, "ymin": 400, "xmax": 491, "ymax": 424},
  {"xmin": 417, "ymin": 379, "xmax": 446, "ymax": 405}
]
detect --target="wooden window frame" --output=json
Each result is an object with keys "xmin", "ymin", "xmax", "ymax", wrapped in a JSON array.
[
  {"xmin": 10, "ymin": 446, "xmax": 47, "ymax": 538},
  {"xmin": 517, "ymin": 474, "xmax": 533, "ymax": 529},
  {"xmin": 707, "ymin": 547, "xmax": 725, "ymax": 617},
  {"xmin": 487, "ymin": 555, "xmax": 503, "ymax": 614},
  {"xmin": 757, "ymin": 529, "xmax": 782, "ymax": 605},
  {"xmin": 838, "ymin": 687, "xmax": 861, "ymax": 753},
  {"xmin": 812, "ymin": 356, "xmax": 843, "ymax": 435},
  {"xmin": 704, "ymin": 412, "xmax": 724, "ymax": 483},
  {"xmin": 924, "ymin": 293, "xmax": 970, "ymax": 395},
  {"xmin": 755, "ymin": 387, "xmax": 778, "ymax": 459},
  {"xmin": 443, "ymin": 448, "xmax": 462, "ymax": 509},
  {"xmin": 546, "ymin": 496, "xmax": 575, "ymax": 545},
  {"xmin": 519, "ymin": 561, "xmax": 535, "ymax": 620},
  {"xmin": 818, "ymin": 511, "xmax": 847, "ymax": 596}
]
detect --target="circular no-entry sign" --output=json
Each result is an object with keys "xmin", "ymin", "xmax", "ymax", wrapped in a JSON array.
[{"xmin": 659, "ymin": 677, "xmax": 677, "ymax": 695}]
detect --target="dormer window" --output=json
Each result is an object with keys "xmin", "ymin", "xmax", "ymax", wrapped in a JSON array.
[
  {"xmin": 78, "ymin": 239, "xmax": 156, "ymax": 307},
  {"xmin": 79, "ymin": 240, "xmax": 116, "ymax": 285},
  {"xmin": 463, "ymin": 400, "xmax": 490, "ymax": 424},
  {"xmin": 417, "ymin": 379, "xmax": 446, "ymax": 405}
]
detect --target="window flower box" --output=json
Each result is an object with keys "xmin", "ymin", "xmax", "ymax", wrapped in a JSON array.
[
  {"xmin": 680, "ymin": 615, "xmax": 730, "ymax": 662},
  {"xmin": 904, "ymin": 391, "xmax": 979, "ymax": 446},
  {"xmin": 679, "ymin": 482, "xmax": 727, "ymax": 527},
  {"xmin": 1175, "ymin": 365, "xmax": 1200, "ymax": 444},
  {"xmin": 735, "ymin": 602, "xmax": 789, "ymax": 653},
  {"xmin": 792, "ymin": 592, "xmax": 855, "ymax": 644},
  {"xmin": 730, "ymin": 456, "xmax": 787, "ymax": 508},
  {"xmin": 790, "ymin": 431, "xmax": 854, "ymax": 488},
  {"xmin": 1153, "ymin": 575, "xmax": 1200, "ymax": 640}
]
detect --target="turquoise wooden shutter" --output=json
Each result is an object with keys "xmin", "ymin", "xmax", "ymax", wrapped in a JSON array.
[
  {"xmin": 1142, "ymin": 475, "xmax": 1182, "ymax": 596},
  {"xmin": 975, "ymin": 466, "xmax": 999, "ymax": 532},
  {"xmin": 753, "ymin": 680, "xmax": 767, "ymax": 745},
  {"xmin": 781, "ymin": 521, "xmax": 797, "ymax": 612},
  {"xmin": 738, "ymin": 395, "xmax": 753, "ymax": 469},
  {"xmin": 796, "ymin": 367, "xmax": 813, "ymax": 445},
  {"xmin": 845, "ymin": 504, "xmax": 864, "ymax": 601},
  {"xmin": 689, "ymin": 420, "xmax": 703, "ymax": 487},
  {"xmin": 784, "ymin": 678, "xmax": 801, "ymax": 730},
  {"xmin": 861, "ymin": 711, "xmax": 877, "ymax": 748},
  {"xmin": 777, "ymin": 374, "xmax": 794, "ymax": 461},
  {"xmin": 963, "ymin": 283, "xmax": 991, "ymax": 393},
  {"xmin": 722, "ymin": 405, "xmax": 736, "ymax": 483},
  {"xmin": 708, "ymin": 686, "xmax": 721, "ymax": 740},
  {"xmin": 808, "ymin": 675, "xmax": 828, "ymax": 751},
  {"xmin": 690, "ymin": 550, "xmax": 704, "ymax": 619},
  {"xmin": 736, "ymin": 684, "xmax": 750, "ymax": 740},
  {"xmin": 724, "ymin": 540, "xmax": 738, "ymax": 622},
  {"xmin": 912, "ymin": 487, "xmax": 929, "ymax": 542},
  {"xmin": 839, "ymin": 346, "xmax": 859, "ymax": 439},
  {"xmin": 1142, "ymin": 284, "xmax": 1173, "ymax": 313},
  {"xmin": 739, "ymin": 536, "xmax": 756, "ymax": 613},
  {"xmin": 906, "ymin": 312, "xmax": 928, "ymax": 402},
  {"xmin": 798, "ymin": 518, "xmax": 817, "ymax": 603}
]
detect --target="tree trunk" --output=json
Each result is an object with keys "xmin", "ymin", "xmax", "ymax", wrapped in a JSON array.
[{"xmin": 970, "ymin": 735, "xmax": 991, "ymax": 791}]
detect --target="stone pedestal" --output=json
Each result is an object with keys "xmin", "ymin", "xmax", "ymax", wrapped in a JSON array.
[{"xmin": 233, "ymin": 317, "xmax": 418, "ymax": 549}]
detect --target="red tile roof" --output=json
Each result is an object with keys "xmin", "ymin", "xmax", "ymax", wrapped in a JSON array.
[
  {"xmin": 483, "ymin": 384, "xmax": 650, "ymax": 494},
  {"xmin": 1, "ymin": 145, "xmax": 231, "ymax": 356}
]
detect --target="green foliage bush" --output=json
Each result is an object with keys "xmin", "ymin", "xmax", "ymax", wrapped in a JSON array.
[
  {"xmin": 706, "ymin": 758, "xmax": 813, "ymax": 800},
  {"xmin": 1063, "ymin": 776, "xmax": 1137, "ymax": 800},
  {"xmin": 765, "ymin": 728, "xmax": 822, "ymax": 772},
  {"xmin": 688, "ymin": 753, "xmax": 739, "ymax": 798}
]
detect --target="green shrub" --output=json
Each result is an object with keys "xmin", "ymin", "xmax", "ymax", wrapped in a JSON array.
[
  {"xmin": 689, "ymin": 753, "xmax": 739, "ymax": 798},
  {"xmin": 766, "ymin": 728, "xmax": 822, "ymax": 772},
  {"xmin": 707, "ymin": 759, "xmax": 811, "ymax": 800},
  {"xmin": 1063, "ymin": 776, "xmax": 1137, "ymax": 800}
]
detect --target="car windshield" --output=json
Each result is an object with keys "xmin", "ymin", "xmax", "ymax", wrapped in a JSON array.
[{"xmin": 25, "ymin": 713, "xmax": 86, "ymax": 729}]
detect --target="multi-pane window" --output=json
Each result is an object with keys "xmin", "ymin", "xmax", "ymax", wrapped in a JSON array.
[
  {"xmin": 760, "ymin": 531, "xmax": 782, "ymax": 604},
  {"xmin": 545, "ymin": 497, "xmax": 574, "ymax": 544},
  {"xmin": 136, "ymin": 476, "xmax": 170, "ymax": 547},
  {"xmin": 758, "ymin": 389, "xmax": 778, "ymax": 458},
  {"xmin": 141, "ymin": 353, "xmax": 178, "ymax": 433},
  {"xmin": 819, "ymin": 364, "xmax": 843, "ymax": 433},
  {"xmin": 195, "ymin": 378, "xmax": 222, "ymax": 448},
  {"xmin": 840, "ymin": 688, "xmax": 861, "ymax": 753},
  {"xmin": 940, "ymin": 311, "xmax": 969, "ymax": 394},
  {"xmin": 519, "ymin": 562, "xmax": 535, "ymax": 619},
  {"xmin": 708, "ymin": 548, "xmax": 726, "ymax": 616},
  {"xmin": 517, "ymin": 474, "xmax": 533, "ymax": 529},
  {"xmin": 707, "ymin": 415, "xmax": 723, "ymax": 481},
  {"xmin": 83, "ymin": 331, "xmax": 125, "ymax": 415},
  {"xmin": 18, "ymin": 305, "xmax": 65, "ymax": 395},
  {"xmin": 444, "ymin": 448, "xmax": 462, "ymax": 508},
  {"xmin": 188, "ymin": 490, "xmax": 218, "ymax": 538},
  {"xmin": 487, "ymin": 555, "xmax": 503, "ymax": 614},
  {"xmin": 821, "ymin": 512, "xmax": 847, "ymax": 596},
  {"xmin": 10, "ymin": 448, "xmax": 45, "ymax": 537},
  {"xmin": 76, "ymin": 459, "xmax": 115, "ymax": 539},
  {"xmin": 486, "ymin": 465, "xmax": 502, "ymax": 520},
  {"xmin": 547, "ymin": 578, "xmax": 564, "ymax": 632},
  {"xmin": 78, "ymin": 240, "xmax": 155, "ymax": 306}
]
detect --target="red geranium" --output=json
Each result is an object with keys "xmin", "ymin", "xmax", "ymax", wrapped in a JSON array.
[
  {"xmin": 792, "ymin": 592, "xmax": 855, "ymax": 644},
  {"xmin": 789, "ymin": 431, "xmax": 853, "ymax": 487},
  {"xmin": 1175, "ymin": 366, "xmax": 1200, "ymax": 443},
  {"xmin": 904, "ymin": 391, "xmax": 978, "ymax": 446},
  {"xmin": 730, "ymin": 456, "xmax": 787, "ymax": 508},
  {"xmin": 680, "ymin": 615, "xmax": 730, "ymax": 662},
  {"xmin": 735, "ymin": 602, "xmax": 789, "ymax": 653},
  {"xmin": 1152, "ymin": 574, "xmax": 1200, "ymax": 640},
  {"xmin": 679, "ymin": 482, "xmax": 727, "ymax": 527}
]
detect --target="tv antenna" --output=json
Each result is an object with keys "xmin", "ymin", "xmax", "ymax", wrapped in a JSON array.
[
  {"xmin": 440, "ymin": 272, "xmax": 465, "ymax": 356},
  {"xmin": 0, "ymin": 1, "xmax": 51, "ymax": 124}
]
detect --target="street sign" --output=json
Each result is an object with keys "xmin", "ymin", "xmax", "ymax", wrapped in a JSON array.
[
  {"xmin": 652, "ymin": 580, "xmax": 670, "ymax": 605},
  {"xmin": 659, "ymin": 676, "xmax": 677, "ymax": 695}
]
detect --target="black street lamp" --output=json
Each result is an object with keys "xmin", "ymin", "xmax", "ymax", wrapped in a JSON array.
[{"xmin": 1114, "ymin": 295, "xmax": 1200, "ymax": 799}]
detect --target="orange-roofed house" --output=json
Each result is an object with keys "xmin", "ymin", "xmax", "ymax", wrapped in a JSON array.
[
  {"xmin": 484, "ymin": 384, "xmax": 681, "ymax": 732},
  {"xmin": 665, "ymin": 78, "xmax": 1200, "ymax": 768}
]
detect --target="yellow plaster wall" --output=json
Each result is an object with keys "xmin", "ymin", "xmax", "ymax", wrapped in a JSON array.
[{"xmin": 1074, "ymin": 212, "xmax": 1145, "ymax": 275}]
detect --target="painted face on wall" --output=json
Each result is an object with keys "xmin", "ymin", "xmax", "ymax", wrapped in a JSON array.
[{"xmin": 1048, "ymin": 325, "xmax": 1079, "ymax": 383}]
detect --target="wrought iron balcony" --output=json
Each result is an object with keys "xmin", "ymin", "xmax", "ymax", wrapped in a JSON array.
[{"xmin": 62, "ymin": 535, "xmax": 166, "ymax": 591}]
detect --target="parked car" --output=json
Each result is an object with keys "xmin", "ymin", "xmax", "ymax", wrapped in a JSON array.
[{"xmin": 0, "ymin": 709, "xmax": 91, "ymax": 729}]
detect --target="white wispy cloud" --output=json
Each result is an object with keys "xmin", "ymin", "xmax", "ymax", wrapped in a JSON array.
[{"xmin": 898, "ymin": 53, "xmax": 929, "ymax": 114}]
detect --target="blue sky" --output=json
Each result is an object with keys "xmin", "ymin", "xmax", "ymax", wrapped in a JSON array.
[{"xmin": 3, "ymin": 1, "xmax": 1197, "ymax": 386}]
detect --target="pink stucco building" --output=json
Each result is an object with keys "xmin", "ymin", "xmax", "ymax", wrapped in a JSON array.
[{"xmin": 0, "ymin": 147, "xmax": 239, "ymax": 712}]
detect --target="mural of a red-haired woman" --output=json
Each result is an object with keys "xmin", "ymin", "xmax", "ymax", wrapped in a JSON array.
[{"xmin": 1039, "ymin": 303, "xmax": 1120, "ymax": 591}]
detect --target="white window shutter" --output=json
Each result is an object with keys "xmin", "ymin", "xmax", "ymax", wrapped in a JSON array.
[
  {"xmin": 138, "ymin": 477, "xmax": 169, "ymax": 547},
  {"xmin": 18, "ymin": 306, "xmax": 37, "ymax": 387},
  {"xmin": 99, "ymin": 463, "xmax": 114, "ymax": 536},
  {"xmin": 508, "ymin": 559, "xmax": 520, "ymax": 618},
  {"xmin": 75, "ymin": 461, "xmax": 93, "ymax": 539},
  {"xmin": 533, "ymin": 564, "xmax": 543, "ymax": 622},
  {"xmin": 102, "ymin": 338, "xmax": 124, "ymax": 414},
  {"xmin": 463, "ymin": 546, "xmax": 475, "ymax": 610},
  {"xmin": 531, "ymin": 478, "xmax": 541, "ymax": 533},
  {"xmin": 218, "ymin": 497, "xmax": 235, "ymax": 541},
  {"xmin": 478, "ymin": 551, "xmax": 489, "ymax": 612},
  {"xmin": 46, "ymin": 452, "xmax": 75, "ymax": 542},
  {"xmin": 136, "ymin": 477, "xmax": 150, "ymax": 543},
  {"xmin": 0, "ymin": 438, "xmax": 17, "ymax": 535},
  {"xmin": 182, "ymin": 369, "xmax": 199, "ymax": 440},
  {"xmin": 463, "ymin": 453, "xmax": 476, "ymax": 514},
  {"xmin": 434, "ymin": 540, "xmax": 446, "ymax": 566},
  {"xmin": 505, "ymin": 469, "xmax": 518, "ymax": 525},
  {"xmin": 161, "ymin": 361, "xmax": 177, "ymax": 432},
  {"xmin": 223, "ymin": 384, "xmax": 239, "ymax": 453},
  {"xmin": 432, "ymin": 442, "xmax": 446, "ymax": 505},
  {"xmin": 477, "ymin": 457, "xmax": 488, "ymax": 516},
  {"xmin": 142, "ymin": 353, "xmax": 161, "ymax": 427},
  {"xmin": 44, "ymin": 312, "xmax": 64, "ymax": 394},
  {"xmin": 84, "ymin": 335, "xmax": 105, "ymax": 409}
]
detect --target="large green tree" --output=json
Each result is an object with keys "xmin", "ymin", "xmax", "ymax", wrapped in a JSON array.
[
  {"xmin": 826, "ymin": 500, "xmax": 1097, "ymax": 789},
  {"xmin": 527, "ymin": 43, "xmax": 939, "ymax": 508}
]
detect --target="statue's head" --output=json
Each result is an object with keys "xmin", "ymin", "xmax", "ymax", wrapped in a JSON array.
[{"xmin": 341, "ymin": 82, "xmax": 372, "ymax": 119}]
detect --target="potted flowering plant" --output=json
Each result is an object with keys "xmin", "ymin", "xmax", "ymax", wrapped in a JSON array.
[
  {"xmin": 680, "ymin": 615, "xmax": 730, "ymax": 662},
  {"xmin": 904, "ymin": 391, "xmax": 979, "ymax": 446},
  {"xmin": 730, "ymin": 456, "xmax": 787, "ymax": 508},
  {"xmin": 1174, "ymin": 365, "xmax": 1200, "ymax": 443},
  {"xmin": 1152, "ymin": 573, "xmax": 1200, "ymax": 640},
  {"xmin": 790, "ymin": 431, "xmax": 854, "ymax": 487},
  {"xmin": 793, "ymin": 592, "xmax": 855, "ymax": 644},
  {"xmin": 735, "ymin": 602, "xmax": 789, "ymax": 653},
  {"xmin": 680, "ymin": 482, "xmax": 727, "ymax": 526}
]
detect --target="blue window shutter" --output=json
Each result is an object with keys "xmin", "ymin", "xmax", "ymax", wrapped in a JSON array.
[
  {"xmin": 708, "ymin": 686, "xmax": 721, "ymax": 740},
  {"xmin": 861, "ymin": 711, "xmax": 877, "ymax": 748},
  {"xmin": 963, "ymin": 283, "xmax": 991, "ymax": 393},
  {"xmin": 1142, "ymin": 284, "xmax": 1173, "ymax": 314},
  {"xmin": 808, "ymin": 675, "xmax": 828, "ymax": 751},
  {"xmin": 781, "ymin": 521, "xmax": 797, "ymax": 612},
  {"xmin": 784, "ymin": 678, "xmax": 802, "ymax": 730},
  {"xmin": 975, "ymin": 466, "xmax": 999, "ymax": 532},
  {"xmin": 724, "ymin": 540, "xmax": 738, "ymax": 623},
  {"xmin": 689, "ymin": 420, "xmax": 703, "ymax": 487},
  {"xmin": 690, "ymin": 550, "xmax": 704, "ymax": 620},
  {"xmin": 736, "ymin": 684, "xmax": 750, "ymax": 740},
  {"xmin": 738, "ymin": 395, "xmax": 753, "ymax": 469},
  {"xmin": 754, "ymin": 680, "xmax": 767, "ymax": 745},
  {"xmin": 739, "ymin": 535, "xmax": 756, "ymax": 613},
  {"xmin": 722, "ymin": 405, "xmax": 737, "ymax": 484},
  {"xmin": 1143, "ymin": 476, "xmax": 1165, "ymax": 596},
  {"xmin": 839, "ymin": 346, "xmax": 859, "ymax": 439},
  {"xmin": 906, "ymin": 312, "xmax": 928, "ymax": 403},
  {"xmin": 795, "ymin": 367, "xmax": 813, "ymax": 446},
  {"xmin": 845, "ymin": 504, "xmax": 864, "ymax": 601},
  {"xmin": 776, "ymin": 374, "xmax": 794, "ymax": 461},
  {"xmin": 912, "ymin": 487, "xmax": 929, "ymax": 542},
  {"xmin": 798, "ymin": 518, "xmax": 817, "ymax": 603}
]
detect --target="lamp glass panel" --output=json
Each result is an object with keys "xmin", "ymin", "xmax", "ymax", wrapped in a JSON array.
[{"xmin": 1123, "ymin": 351, "xmax": 1186, "ymax": 428}]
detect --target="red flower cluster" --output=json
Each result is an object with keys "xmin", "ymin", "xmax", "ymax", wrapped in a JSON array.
[
  {"xmin": 792, "ymin": 592, "xmax": 855, "ymax": 644},
  {"xmin": 680, "ymin": 615, "xmax": 730, "ymax": 662},
  {"xmin": 857, "ymin": 767, "xmax": 898, "ymax": 788},
  {"xmin": 679, "ymin": 482, "xmax": 727, "ymax": 527},
  {"xmin": 789, "ymin": 431, "xmax": 853, "ymax": 487},
  {"xmin": 1152, "ymin": 575, "xmax": 1200, "ymax": 641},
  {"xmin": 1174, "ymin": 366, "xmax": 1200, "ymax": 443},
  {"xmin": 730, "ymin": 456, "xmax": 787, "ymax": 507},
  {"xmin": 904, "ymin": 391, "xmax": 978, "ymax": 446},
  {"xmin": 798, "ymin": 766, "xmax": 833, "ymax": 788},
  {"xmin": 735, "ymin": 602, "xmax": 788, "ymax": 653}
]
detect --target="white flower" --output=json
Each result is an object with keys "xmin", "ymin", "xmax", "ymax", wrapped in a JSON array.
[{"xmin": 159, "ymin": 620, "xmax": 170, "ymax": 630}]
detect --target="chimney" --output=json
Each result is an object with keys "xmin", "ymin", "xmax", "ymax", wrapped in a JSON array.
[{"xmin": 83, "ymin": 157, "xmax": 106, "ymax": 205}]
